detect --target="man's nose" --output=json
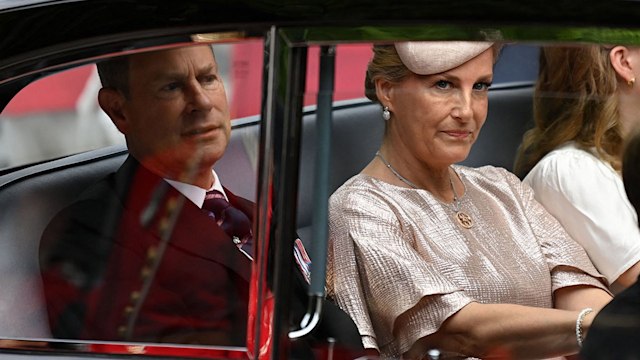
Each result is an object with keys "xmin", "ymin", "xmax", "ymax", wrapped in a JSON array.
[{"xmin": 186, "ymin": 82, "xmax": 213, "ymax": 112}]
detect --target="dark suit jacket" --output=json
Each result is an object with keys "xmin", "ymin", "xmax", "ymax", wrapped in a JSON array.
[
  {"xmin": 39, "ymin": 156, "xmax": 363, "ymax": 357},
  {"xmin": 580, "ymin": 277, "xmax": 640, "ymax": 359}
]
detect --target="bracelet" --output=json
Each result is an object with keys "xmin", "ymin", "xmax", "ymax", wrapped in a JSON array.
[{"xmin": 575, "ymin": 307, "xmax": 593, "ymax": 348}]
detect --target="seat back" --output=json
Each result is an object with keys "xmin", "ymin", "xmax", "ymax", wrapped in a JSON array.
[
  {"xmin": 296, "ymin": 100, "xmax": 383, "ymax": 244},
  {"xmin": 0, "ymin": 119, "xmax": 258, "ymax": 339},
  {"xmin": 0, "ymin": 146, "xmax": 127, "ymax": 338}
]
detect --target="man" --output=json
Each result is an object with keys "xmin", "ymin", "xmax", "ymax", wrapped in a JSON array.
[{"xmin": 39, "ymin": 45, "xmax": 362, "ymax": 356}]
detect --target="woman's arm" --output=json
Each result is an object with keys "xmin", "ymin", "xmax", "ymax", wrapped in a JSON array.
[
  {"xmin": 405, "ymin": 282, "xmax": 612, "ymax": 360},
  {"xmin": 405, "ymin": 301, "xmax": 601, "ymax": 360},
  {"xmin": 554, "ymin": 284, "xmax": 613, "ymax": 311},
  {"xmin": 613, "ymin": 260, "xmax": 640, "ymax": 288}
]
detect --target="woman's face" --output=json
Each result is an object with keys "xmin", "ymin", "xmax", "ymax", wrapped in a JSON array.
[{"xmin": 382, "ymin": 48, "xmax": 494, "ymax": 169}]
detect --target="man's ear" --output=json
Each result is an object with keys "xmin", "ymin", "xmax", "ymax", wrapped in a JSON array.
[
  {"xmin": 375, "ymin": 78, "xmax": 395, "ymax": 110},
  {"xmin": 610, "ymin": 46, "xmax": 638, "ymax": 86},
  {"xmin": 97, "ymin": 88, "xmax": 128, "ymax": 134}
]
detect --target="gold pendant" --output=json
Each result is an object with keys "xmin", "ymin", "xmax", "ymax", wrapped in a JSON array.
[{"xmin": 455, "ymin": 211, "xmax": 473, "ymax": 229}]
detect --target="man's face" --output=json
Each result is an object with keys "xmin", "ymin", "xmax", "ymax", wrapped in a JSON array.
[{"xmin": 120, "ymin": 45, "xmax": 231, "ymax": 180}]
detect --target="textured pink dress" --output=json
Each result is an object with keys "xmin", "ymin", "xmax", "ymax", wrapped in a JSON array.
[{"xmin": 327, "ymin": 165, "xmax": 609, "ymax": 358}]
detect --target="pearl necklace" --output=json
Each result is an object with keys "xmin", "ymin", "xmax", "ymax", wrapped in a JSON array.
[{"xmin": 375, "ymin": 151, "xmax": 473, "ymax": 229}]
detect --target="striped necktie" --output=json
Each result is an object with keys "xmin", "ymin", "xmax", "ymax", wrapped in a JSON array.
[{"xmin": 203, "ymin": 190, "xmax": 253, "ymax": 257}]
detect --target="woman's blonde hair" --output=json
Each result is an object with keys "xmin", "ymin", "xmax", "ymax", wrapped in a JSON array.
[
  {"xmin": 514, "ymin": 45, "xmax": 624, "ymax": 177},
  {"xmin": 364, "ymin": 45, "xmax": 410, "ymax": 103}
]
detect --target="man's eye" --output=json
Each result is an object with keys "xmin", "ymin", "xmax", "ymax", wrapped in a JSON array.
[
  {"xmin": 435, "ymin": 80, "xmax": 451, "ymax": 89},
  {"xmin": 202, "ymin": 75, "xmax": 217, "ymax": 83},
  {"xmin": 162, "ymin": 82, "xmax": 181, "ymax": 92},
  {"xmin": 201, "ymin": 75, "xmax": 219, "ymax": 88}
]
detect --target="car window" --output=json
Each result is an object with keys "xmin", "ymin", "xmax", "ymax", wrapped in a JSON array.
[
  {"xmin": 0, "ymin": 64, "xmax": 124, "ymax": 169},
  {"xmin": 0, "ymin": 40, "xmax": 267, "ymax": 352},
  {"xmin": 0, "ymin": 37, "xmax": 541, "ymax": 340}
]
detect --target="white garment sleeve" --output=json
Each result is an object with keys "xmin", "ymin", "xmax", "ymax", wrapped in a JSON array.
[{"xmin": 524, "ymin": 150, "xmax": 640, "ymax": 284}]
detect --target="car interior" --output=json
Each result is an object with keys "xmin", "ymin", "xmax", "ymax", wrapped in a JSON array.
[
  {"xmin": 0, "ymin": 36, "xmax": 544, "ymax": 360},
  {"xmin": 0, "ymin": 67, "xmax": 535, "ymax": 344}
]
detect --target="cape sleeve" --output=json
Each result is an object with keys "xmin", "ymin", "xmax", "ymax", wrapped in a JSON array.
[
  {"xmin": 505, "ymin": 168, "xmax": 610, "ymax": 292},
  {"xmin": 326, "ymin": 181, "xmax": 472, "ymax": 354}
]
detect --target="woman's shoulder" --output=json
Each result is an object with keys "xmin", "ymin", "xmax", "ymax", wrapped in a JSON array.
[
  {"xmin": 330, "ymin": 173, "xmax": 416, "ymax": 212},
  {"xmin": 332, "ymin": 173, "xmax": 373, "ymax": 194},
  {"xmin": 455, "ymin": 165, "xmax": 529, "ymax": 198},
  {"xmin": 526, "ymin": 142, "xmax": 615, "ymax": 183},
  {"xmin": 455, "ymin": 164, "xmax": 517, "ymax": 183},
  {"xmin": 330, "ymin": 174, "xmax": 386, "ymax": 204},
  {"xmin": 536, "ymin": 142, "xmax": 606, "ymax": 169}
]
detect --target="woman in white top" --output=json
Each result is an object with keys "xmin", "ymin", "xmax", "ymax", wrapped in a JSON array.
[{"xmin": 514, "ymin": 45, "xmax": 640, "ymax": 290}]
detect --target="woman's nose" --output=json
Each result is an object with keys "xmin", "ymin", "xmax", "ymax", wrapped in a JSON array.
[{"xmin": 451, "ymin": 90, "xmax": 473, "ymax": 121}]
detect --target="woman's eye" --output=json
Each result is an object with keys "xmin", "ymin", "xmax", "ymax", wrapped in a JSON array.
[
  {"xmin": 435, "ymin": 80, "xmax": 451, "ymax": 89},
  {"xmin": 474, "ymin": 82, "xmax": 492, "ymax": 91}
]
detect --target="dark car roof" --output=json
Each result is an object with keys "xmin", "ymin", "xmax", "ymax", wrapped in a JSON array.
[
  {"xmin": 3, "ymin": 0, "xmax": 640, "ymax": 65},
  {"xmin": 2, "ymin": 0, "xmax": 640, "ymax": 113},
  {"xmin": 3, "ymin": 0, "xmax": 640, "ymax": 76}
]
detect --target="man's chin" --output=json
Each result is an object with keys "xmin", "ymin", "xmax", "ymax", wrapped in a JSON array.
[{"xmin": 138, "ymin": 151, "xmax": 222, "ymax": 179}]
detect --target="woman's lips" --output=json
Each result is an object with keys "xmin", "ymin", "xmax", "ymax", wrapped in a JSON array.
[{"xmin": 443, "ymin": 130, "xmax": 472, "ymax": 138}]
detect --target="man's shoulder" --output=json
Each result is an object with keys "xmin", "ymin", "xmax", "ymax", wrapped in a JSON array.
[
  {"xmin": 59, "ymin": 172, "xmax": 122, "ymax": 219},
  {"xmin": 58, "ymin": 155, "xmax": 139, "ymax": 218},
  {"xmin": 40, "ymin": 171, "xmax": 124, "ymax": 253}
]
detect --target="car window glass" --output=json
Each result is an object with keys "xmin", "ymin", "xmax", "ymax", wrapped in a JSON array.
[
  {"xmin": 0, "ymin": 40, "xmax": 266, "ymax": 353},
  {"xmin": 0, "ymin": 40, "xmax": 264, "ymax": 172},
  {"xmin": 0, "ymin": 64, "xmax": 125, "ymax": 169}
]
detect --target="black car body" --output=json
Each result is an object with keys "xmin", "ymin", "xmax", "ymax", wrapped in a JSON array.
[{"xmin": 2, "ymin": 0, "xmax": 640, "ymax": 359}]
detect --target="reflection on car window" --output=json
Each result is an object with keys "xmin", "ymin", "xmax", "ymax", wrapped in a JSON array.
[
  {"xmin": 34, "ymin": 43, "xmax": 262, "ymax": 347},
  {"xmin": 0, "ymin": 40, "xmax": 264, "ymax": 171},
  {"xmin": 0, "ymin": 65, "xmax": 125, "ymax": 169}
]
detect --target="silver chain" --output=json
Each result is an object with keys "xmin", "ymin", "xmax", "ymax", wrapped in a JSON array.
[
  {"xmin": 375, "ymin": 151, "xmax": 462, "ymax": 212},
  {"xmin": 375, "ymin": 151, "xmax": 420, "ymax": 189}
]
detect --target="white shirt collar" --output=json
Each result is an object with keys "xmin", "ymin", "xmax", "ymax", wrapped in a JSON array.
[{"xmin": 164, "ymin": 170, "xmax": 228, "ymax": 209}]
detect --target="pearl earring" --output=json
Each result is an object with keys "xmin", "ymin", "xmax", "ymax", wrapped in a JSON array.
[
  {"xmin": 629, "ymin": 78, "xmax": 636, "ymax": 87},
  {"xmin": 382, "ymin": 106, "xmax": 391, "ymax": 121}
]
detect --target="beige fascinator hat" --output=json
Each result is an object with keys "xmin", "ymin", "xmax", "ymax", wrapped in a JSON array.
[{"xmin": 395, "ymin": 41, "xmax": 494, "ymax": 75}]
